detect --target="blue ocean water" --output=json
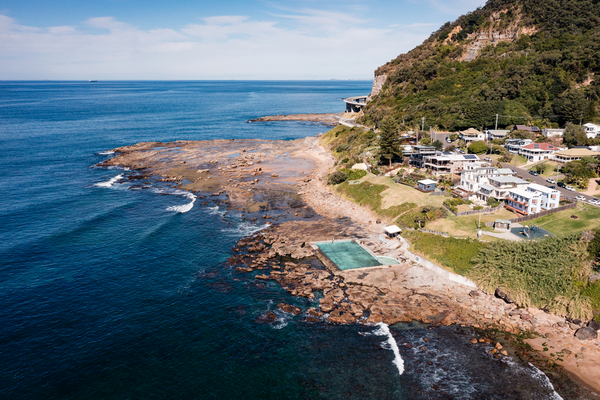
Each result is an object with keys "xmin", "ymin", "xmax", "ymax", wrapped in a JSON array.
[{"xmin": 0, "ymin": 81, "xmax": 562, "ymax": 399}]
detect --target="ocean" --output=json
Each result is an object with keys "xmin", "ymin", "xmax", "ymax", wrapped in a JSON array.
[{"xmin": 0, "ymin": 81, "xmax": 564, "ymax": 399}]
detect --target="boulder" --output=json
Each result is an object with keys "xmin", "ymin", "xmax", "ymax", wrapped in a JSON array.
[
  {"xmin": 307, "ymin": 308, "xmax": 324, "ymax": 318},
  {"xmin": 575, "ymin": 327, "xmax": 598, "ymax": 341},
  {"xmin": 277, "ymin": 303, "xmax": 301, "ymax": 315},
  {"xmin": 255, "ymin": 274, "xmax": 269, "ymax": 280},
  {"xmin": 495, "ymin": 287, "xmax": 515, "ymax": 303},
  {"xmin": 256, "ymin": 311, "xmax": 277, "ymax": 324},
  {"xmin": 327, "ymin": 310, "xmax": 356, "ymax": 324},
  {"xmin": 235, "ymin": 266, "xmax": 253, "ymax": 273},
  {"xmin": 319, "ymin": 297, "xmax": 335, "ymax": 313},
  {"xmin": 588, "ymin": 320, "xmax": 600, "ymax": 331},
  {"xmin": 468, "ymin": 290, "xmax": 480, "ymax": 298}
]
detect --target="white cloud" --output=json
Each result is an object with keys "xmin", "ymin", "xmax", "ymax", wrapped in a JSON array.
[{"xmin": 0, "ymin": 10, "xmax": 431, "ymax": 79}]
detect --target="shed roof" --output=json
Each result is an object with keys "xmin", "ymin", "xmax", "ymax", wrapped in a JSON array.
[
  {"xmin": 418, "ymin": 179, "xmax": 437, "ymax": 185},
  {"xmin": 384, "ymin": 225, "xmax": 402, "ymax": 234}
]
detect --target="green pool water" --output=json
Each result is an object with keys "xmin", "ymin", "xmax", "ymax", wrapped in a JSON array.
[
  {"xmin": 316, "ymin": 241, "xmax": 382, "ymax": 270},
  {"xmin": 377, "ymin": 256, "xmax": 400, "ymax": 265}
]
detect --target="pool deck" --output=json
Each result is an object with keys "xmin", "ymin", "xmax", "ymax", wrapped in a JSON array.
[{"xmin": 311, "ymin": 239, "xmax": 399, "ymax": 273}]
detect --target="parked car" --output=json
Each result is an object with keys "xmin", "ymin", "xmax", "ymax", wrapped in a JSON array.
[
  {"xmin": 529, "ymin": 170, "xmax": 538, "ymax": 176},
  {"xmin": 566, "ymin": 185, "xmax": 576, "ymax": 191},
  {"xmin": 483, "ymin": 157, "xmax": 492, "ymax": 162},
  {"xmin": 557, "ymin": 182, "xmax": 566, "ymax": 188},
  {"xmin": 589, "ymin": 199, "xmax": 600, "ymax": 206},
  {"xmin": 458, "ymin": 149, "xmax": 465, "ymax": 154},
  {"xmin": 547, "ymin": 185, "xmax": 556, "ymax": 189},
  {"xmin": 576, "ymin": 195, "xmax": 586, "ymax": 201},
  {"xmin": 546, "ymin": 178, "xmax": 556, "ymax": 184}
]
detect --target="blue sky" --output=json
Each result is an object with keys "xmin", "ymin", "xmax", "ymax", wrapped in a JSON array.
[{"xmin": 0, "ymin": 0, "xmax": 485, "ymax": 80}]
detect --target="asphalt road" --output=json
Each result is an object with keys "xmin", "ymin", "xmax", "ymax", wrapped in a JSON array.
[{"xmin": 500, "ymin": 162, "xmax": 597, "ymax": 203}]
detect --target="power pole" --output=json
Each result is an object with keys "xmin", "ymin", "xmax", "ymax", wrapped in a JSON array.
[
  {"xmin": 421, "ymin": 117, "xmax": 425, "ymax": 132},
  {"xmin": 495, "ymin": 114, "xmax": 499, "ymax": 131}
]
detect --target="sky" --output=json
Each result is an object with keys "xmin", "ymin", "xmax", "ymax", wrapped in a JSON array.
[{"xmin": 0, "ymin": 0, "xmax": 486, "ymax": 80}]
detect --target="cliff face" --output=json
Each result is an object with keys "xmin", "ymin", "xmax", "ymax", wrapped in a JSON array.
[{"xmin": 362, "ymin": 0, "xmax": 600, "ymax": 131}]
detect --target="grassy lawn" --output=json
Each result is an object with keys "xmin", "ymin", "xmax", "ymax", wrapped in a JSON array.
[
  {"xmin": 526, "ymin": 161, "xmax": 561, "ymax": 177},
  {"xmin": 529, "ymin": 204, "xmax": 600, "ymax": 235},
  {"xmin": 426, "ymin": 208, "xmax": 516, "ymax": 238},
  {"xmin": 488, "ymin": 153, "xmax": 528, "ymax": 166},
  {"xmin": 364, "ymin": 175, "xmax": 447, "ymax": 209}
]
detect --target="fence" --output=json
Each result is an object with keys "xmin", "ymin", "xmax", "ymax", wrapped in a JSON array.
[
  {"xmin": 484, "ymin": 201, "xmax": 577, "ymax": 227},
  {"xmin": 442, "ymin": 202, "xmax": 505, "ymax": 217},
  {"xmin": 418, "ymin": 228, "xmax": 449, "ymax": 237},
  {"xmin": 429, "ymin": 190, "xmax": 448, "ymax": 196}
]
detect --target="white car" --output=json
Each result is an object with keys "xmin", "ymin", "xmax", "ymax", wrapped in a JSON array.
[
  {"xmin": 546, "ymin": 178, "xmax": 556, "ymax": 184},
  {"xmin": 575, "ymin": 195, "xmax": 586, "ymax": 201},
  {"xmin": 588, "ymin": 199, "xmax": 600, "ymax": 206},
  {"xmin": 565, "ymin": 185, "xmax": 576, "ymax": 191}
]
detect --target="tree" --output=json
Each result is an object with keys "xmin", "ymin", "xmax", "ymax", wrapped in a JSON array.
[
  {"xmin": 534, "ymin": 162, "xmax": 547, "ymax": 174},
  {"xmin": 378, "ymin": 116, "xmax": 401, "ymax": 167},
  {"xmin": 433, "ymin": 139, "xmax": 444, "ymax": 151},
  {"xmin": 564, "ymin": 123, "xmax": 588, "ymax": 147},
  {"xmin": 467, "ymin": 141, "xmax": 488, "ymax": 155}
]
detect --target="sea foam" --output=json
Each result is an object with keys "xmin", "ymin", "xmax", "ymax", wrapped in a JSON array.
[
  {"xmin": 98, "ymin": 150, "xmax": 115, "ymax": 155},
  {"xmin": 372, "ymin": 322, "xmax": 404, "ymax": 375},
  {"xmin": 95, "ymin": 174, "xmax": 124, "ymax": 188},
  {"xmin": 166, "ymin": 192, "xmax": 196, "ymax": 213}
]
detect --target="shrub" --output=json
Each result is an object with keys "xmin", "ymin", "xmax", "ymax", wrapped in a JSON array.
[
  {"xmin": 341, "ymin": 158, "xmax": 349, "ymax": 164},
  {"xmin": 468, "ymin": 141, "xmax": 488, "ymax": 155},
  {"xmin": 469, "ymin": 234, "xmax": 594, "ymax": 320},
  {"xmin": 327, "ymin": 171, "xmax": 348, "ymax": 185},
  {"xmin": 341, "ymin": 168, "xmax": 367, "ymax": 181},
  {"xmin": 336, "ymin": 143, "xmax": 350, "ymax": 153},
  {"xmin": 371, "ymin": 167, "xmax": 381, "ymax": 175},
  {"xmin": 487, "ymin": 197, "xmax": 500, "ymax": 207},
  {"xmin": 473, "ymin": 205, "xmax": 484, "ymax": 210}
]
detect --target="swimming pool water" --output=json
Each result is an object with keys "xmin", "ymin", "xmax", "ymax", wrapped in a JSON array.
[{"xmin": 316, "ymin": 241, "xmax": 382, "ymax": 270}]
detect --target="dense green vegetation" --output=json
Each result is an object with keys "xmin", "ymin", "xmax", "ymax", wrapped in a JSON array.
[
  {"xmin": 404, "ymin": 231, "xmax": 485, "ymax": 275},
  {"xmin": 469, "ymin": 234, "xmax": 595, "ymax": 320},
  {"xmin": 360, "ymin": 0, "xmax": 600, "ymax": 131}
]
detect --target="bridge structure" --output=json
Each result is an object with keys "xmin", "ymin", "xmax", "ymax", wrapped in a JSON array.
[{"xmin": 343, "ymin": 95, "xmax": 369, "ymax": 113}]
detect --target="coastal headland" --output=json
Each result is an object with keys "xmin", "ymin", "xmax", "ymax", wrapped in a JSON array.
[{"xmin": 98, "ymin": 135, "xmax": 600, "ymax": 398}]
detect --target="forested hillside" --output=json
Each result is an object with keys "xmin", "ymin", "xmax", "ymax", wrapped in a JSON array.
[{"xmin": 360, "ymin": 0, "xmax": 600, "ymax": 131}]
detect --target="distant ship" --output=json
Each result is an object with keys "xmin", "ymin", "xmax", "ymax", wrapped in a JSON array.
[{"xmin": 89, "ymin": 80, "xmax": 97, "ymax": 82}]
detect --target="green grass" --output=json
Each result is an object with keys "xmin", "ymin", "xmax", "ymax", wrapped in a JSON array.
[
  {"xmin": 527, "ymin": 161, "xmax": 561, "ymax": 178},
  {"xmin": 529, "ymin": 204, "xmax": 600, "ymax": 235},
  {"xmin": 581, "ymin": 281, "xmax": 600, "ymax": 321},
  {"xmin": 336, "ymin": 181, "xmax": 417, "ymax": 219},
  {"xmin": 426, "ymin": 208, "xmax": 516, "ymax": 238},
  {"xmin": 404, "ymin": 231, "xmax": 486, "ymax": 275}
]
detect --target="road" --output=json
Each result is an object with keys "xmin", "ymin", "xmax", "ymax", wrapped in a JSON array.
[{"xmin": 500, "ymin": 162, "xmax": 596, "ymax": 203}]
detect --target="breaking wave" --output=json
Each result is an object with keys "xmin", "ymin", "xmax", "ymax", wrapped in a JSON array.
[
  {"xmin": 166, "ymin": 192, "xmax": 196, "ymax": 213},
  {"xmin": 372, "ymin": 322, "xmax": 404, "ymax": 375},
  {"xmin": 98, "ymin": 150, "xmax": 115, "ymax": 155},
  {"xmin": 94, "ymin": 174, "xmax": 124, "ymax": 188}
]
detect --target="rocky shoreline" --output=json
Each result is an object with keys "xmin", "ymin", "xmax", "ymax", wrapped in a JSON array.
[
  {"xmin": 97, "ymin": 135, "xmax": 600, "ymax": 398},
  {"xmin": 248, "ymin": 113, "xmax": 342, "ymax": 126}
]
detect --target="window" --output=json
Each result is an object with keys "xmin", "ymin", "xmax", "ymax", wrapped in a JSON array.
[
  {"xmin": 532, "ymin": 200, "xmax": 537, "ymax": 204},
  {"xmin": 551, "ymin": 195, "xmax": 556, "ymax": 199}
]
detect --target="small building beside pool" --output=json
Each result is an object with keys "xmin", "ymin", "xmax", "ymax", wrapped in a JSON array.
[
  {"xmin": 494, "ymin": 219, "xmax": 511, "ymax": 231},
  {"xmin": 384, "ymin": 225, "xmax": 402, "ymax": 238},
  {"xmin": 417, "ymin": 179, "xmax": 436, "ymax": 192}
]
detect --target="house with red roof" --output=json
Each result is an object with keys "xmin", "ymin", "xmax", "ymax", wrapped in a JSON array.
[{"xmin": 519, "ymin": 143, "xmax": 559, "ymax": 162}]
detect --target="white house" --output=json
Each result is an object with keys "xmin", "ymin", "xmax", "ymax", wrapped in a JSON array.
[
  {"xmin": 527, "ymin": 183, "xmax": 560, "ymax": 210},
  {"xmin": 519, "ymin": 143, "xmax": 559, "ymax": 162},
  {"xmin": 584, "ymin": 123, "xmax": 600, "ymax": 139},
  {"xmin": 551, "ymin": 147, "xmax": 600, "ymax": 163},
  {"xmin": 506, "ymin": 188, "xmax": 542, "ymax": 215},
  {"xmin": 459, "ymin": 128, "xmax": 486, "ymax": 142},
  {"xmin": 542, "ymin": 128, "xmax": 565, "ymax": 138},
  {"xmin": 485, "ymin": 129, "xmax": 510, "ymax": 141}
]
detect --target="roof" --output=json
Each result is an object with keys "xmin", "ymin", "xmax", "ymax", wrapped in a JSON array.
[
  {"xmin": 489, "ymin": 175, "xmax": 528, "ymax": 185},
  {"xmin": 460, "ymin": 128, "xmax": 483, "ymax": 136},
  {"xmin": 384, "ymin": 225, "xmax": 402, "ymax": 234},
  {"xmin": 528, "ymin": 183, "xmax": 557, "ymax": 194},
  {"xmin": 497, "ymin": 168, "xmax": 514, "ymax": 175},
  {"xmin": 479, "ymin": 184, "xmax": 495, "ymax": 191},
  {"xmin": 509, "ymin": 187, "xmax": 539, "ymax": 198},
  {"xmin": 495, "ymin": 219, "xmax": 512, "ymax": 224},
  {"xmin": 515, "ymin": 125, "xmax": 540, "ymax": 132},
  {"xmin": 418, "ymin": 179, "xmax": 437, "ymax": 185},
  {"xmin": 521, "ymin": 143, "xmax": 557, "ymax": 151},
  {"xmin": 553, "ymin": 148, "xmax": 600, "ymax": 158}
]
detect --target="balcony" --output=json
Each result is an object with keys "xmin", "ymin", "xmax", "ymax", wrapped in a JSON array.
[
  {"xmin": 506, "ymin": 196, "xmax": 529, "ymax": 207},
  {"xmin": 505, "ymin": 204, "xmax": 528, "ymax": 215}
]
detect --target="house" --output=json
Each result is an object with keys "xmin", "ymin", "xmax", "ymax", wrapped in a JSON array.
[
  {"xmin": 459, "ymin": 164, "xmax": 505, "ymax": 193},
  {"xmin": 519, "ymin": 143, "xmax": 559, "ymax": 162},
  {"xmin": 551, "ymin": 147, "xmax": 600, "ymax": 163},
  {"xmin": 527, "ymin": 183, "xmax": 560, "ymax": 210},
  {"xmin": 417, "ymin": 179, "xmax": 437, "ymax": 192},
  {"xmin": 409, "ymin": 145, "xmax": 437, "ymax": 168},
  {"xmin": 514, "ymin": 125, "xmax": 540, "ymax": 134},
  {"xmin": 583, "ymin": 123, "xmax": 600, "ymax": 139},
  {"xmin": 505, "ymin": 183, "xmax": 561, "ymax": 215},
  {"xmin": 542, "ymin": 128, "xmax": 565, "ymax": 138},
  {"xmin": 459, "ymin": 128, "xmax": 486, "ymax": 142},
  {"xmin": 505, "ymin": 138, "xmax": 532, "ymax": 153},
  {"xmin": 422, "ymin": 153, "xmax": 481, "ymax": 175},
  {"xmin": 485, "ymin": 129, "xmax": 510, "ymax": 141},
  {"xmin": 479, "ymin": 175, "xmax": 529, "ymax": 201},
  {"xmin": 506, "ymin": 188, "xmax": 541, "ymax": 215}
]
